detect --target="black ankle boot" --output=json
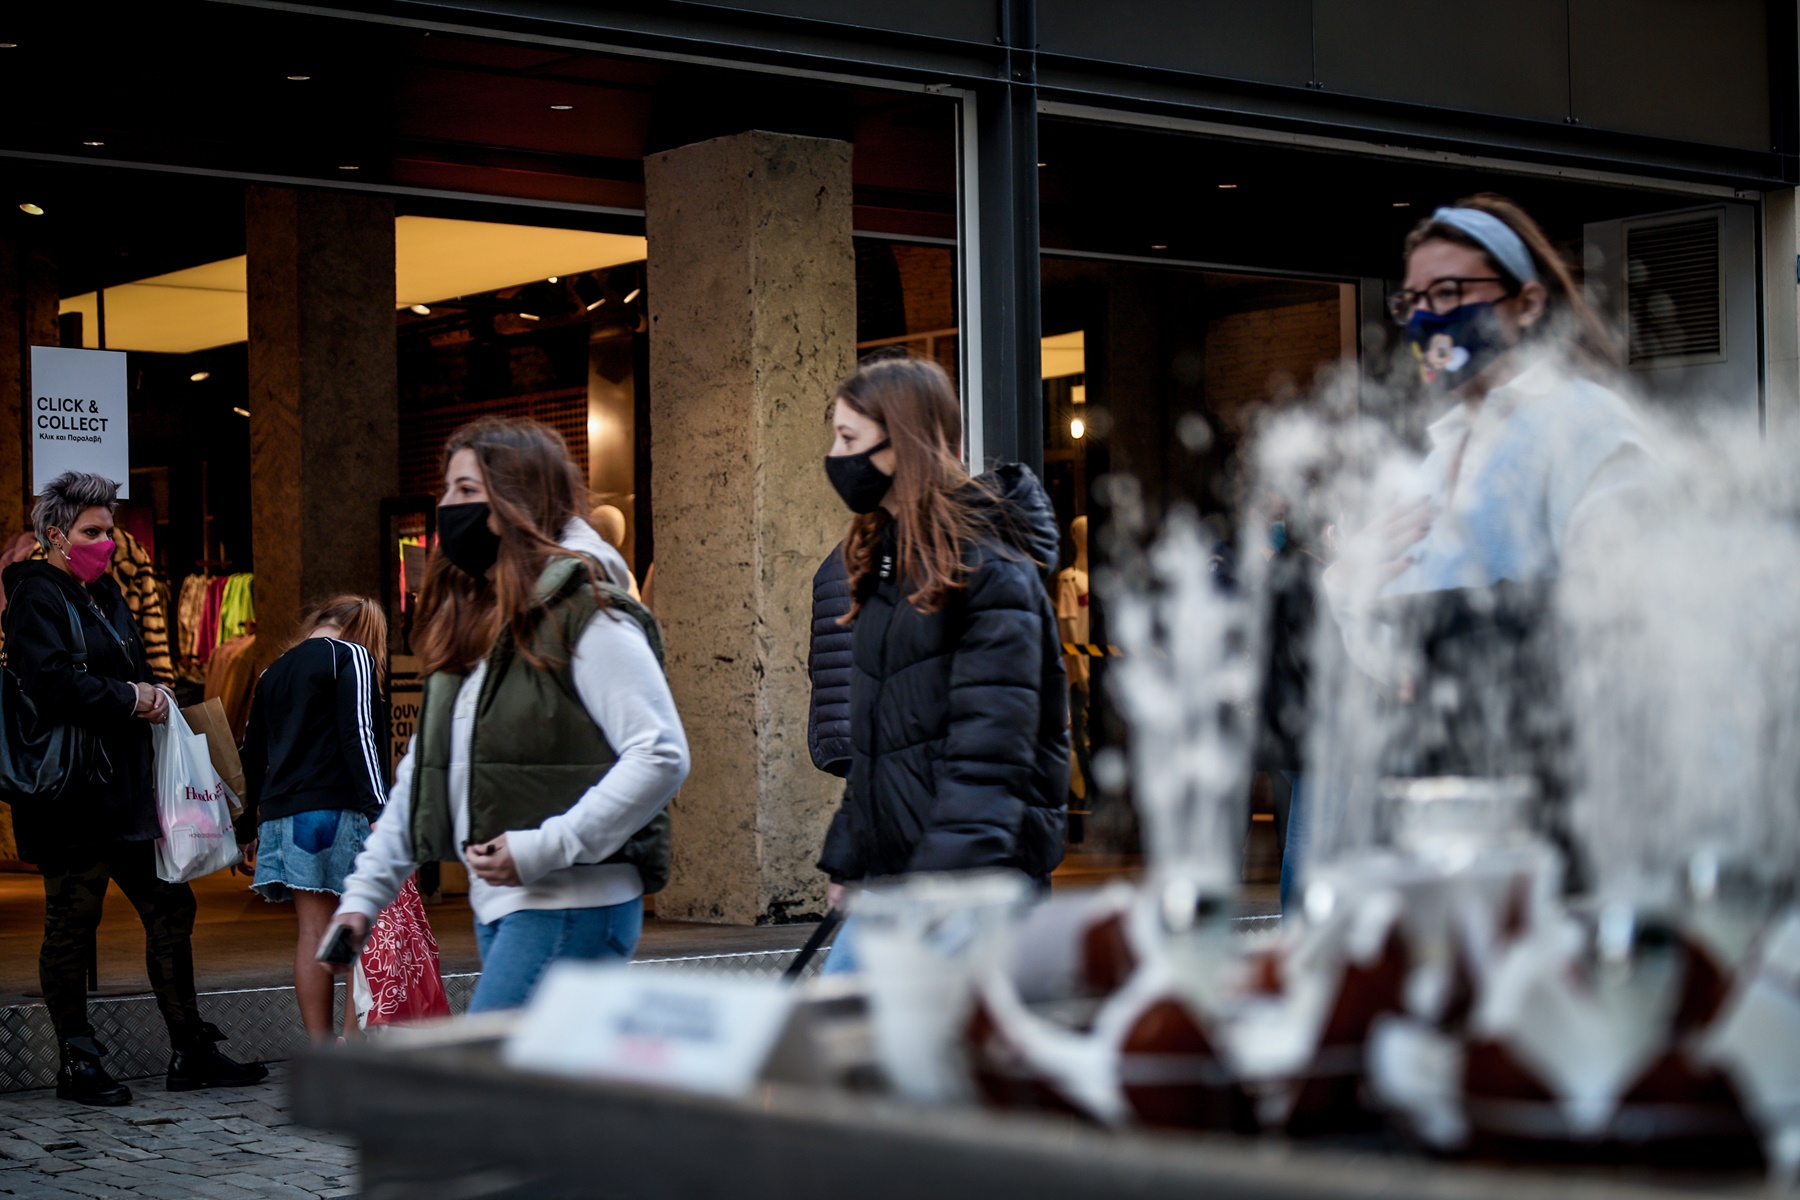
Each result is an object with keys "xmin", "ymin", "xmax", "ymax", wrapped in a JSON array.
[
  {"xmin": 166, "ymin": 1022, "xmax": 269, "ymax": 1091},
  {"xmin": 57, "ymin": 1036, "xmax": 132, "ymax": 1106}
]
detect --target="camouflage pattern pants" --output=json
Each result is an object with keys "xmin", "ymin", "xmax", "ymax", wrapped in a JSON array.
[{"xmin": 39, "ymin": 841, "xmax": 202, "ymax": 1042}]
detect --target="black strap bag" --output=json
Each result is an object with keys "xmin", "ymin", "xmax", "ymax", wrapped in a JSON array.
[{"xmin": 0, "ymin": 596, "xmax": 112, "ymax": 804}]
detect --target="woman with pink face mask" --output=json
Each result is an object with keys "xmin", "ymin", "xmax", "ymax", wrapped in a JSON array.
[{"xmin": 2, "ymin": 471, "xmax": 265, "ymax": 1106}]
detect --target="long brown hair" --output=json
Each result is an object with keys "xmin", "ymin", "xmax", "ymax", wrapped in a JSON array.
[
  {"xmin": 838, "ymin": 356, "xmax": 995, "ymax": 617},
  {"xmin": 415, "ymin": 417, "xmax": 605, "ymax": 675},
  {"xmin": 301, "ymin": 596, "xmax": 389, "ymax": 688},
  {"xmin": 1404, "ymin": 193, "xmax": 1620, "ymax": 373}
]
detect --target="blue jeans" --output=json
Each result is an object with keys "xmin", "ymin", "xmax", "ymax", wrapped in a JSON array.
[
  {"xmin": 1279, "ymin": 771, "xmax": 1307, "ymax": 916},
  {"xmin": 819, "ymin": 913, "xmax": 860, "ymax": 976},
  {"xmin": 469, "ymin": 898, "xmax": 644, "ymax": 1013}
]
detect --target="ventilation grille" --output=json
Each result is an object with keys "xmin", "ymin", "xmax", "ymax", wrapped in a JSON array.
[{"xmin": 1626, "ymin": 216, "xmax": 1722, "ymax": 366}]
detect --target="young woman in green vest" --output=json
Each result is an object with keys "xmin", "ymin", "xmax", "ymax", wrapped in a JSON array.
[{"xmin": 326, "ymin": 417, "xmax": 690, "ymax": 1012}]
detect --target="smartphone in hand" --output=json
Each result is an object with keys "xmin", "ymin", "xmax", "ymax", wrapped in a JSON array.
[{"xmin": 315, "ymin": 923, "xmax": 361, "ymax": 967}]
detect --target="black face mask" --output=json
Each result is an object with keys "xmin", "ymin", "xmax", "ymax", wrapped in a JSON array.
[
  {"xmin": 824, "ymin": 440, "xmax": 893, "ymax": 514},
  {"xmin": 437, "ymin": 502, "xmax": 502, "ymax": 578}
]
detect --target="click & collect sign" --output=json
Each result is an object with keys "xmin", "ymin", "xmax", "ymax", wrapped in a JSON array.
[{"xmin": 30, "ymin": 347, "xmax": 129, "ymax": 498}]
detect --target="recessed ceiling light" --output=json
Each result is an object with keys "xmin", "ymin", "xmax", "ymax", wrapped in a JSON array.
[
  {"xmin": 287, "ymin": 74, "xmax": 311, "ymax": 81},
  {"xmin": 0, "ymin": 43, "xmax": 17, "ymax": 49},
  {"xmin": 1392, "ymin": 201, "xmax": 1410, "ymax": 208},
  {"xmin": 82, "ymin": 140, "xmax": 105, "ymax": 147},
  {"xmin": 621, "ymin": 288, "xmax": 641, "ymax": 304},
  {"xmin": 518, "ymin": 312, "xmax": 541, "ymax": 321},
  {"xmin": 410, "ymin": 304, "xmax": 431, "ymax": 316},
  {"xmin": 18, "ymin": 203, "xmax": 43, "ymax": 216},
  {"xmin": 586, "ymin": 298, "xmax": 605, "ymax": 312},
  {"xmin": 1150, "ymin": 244, "xmax": 1168, "ymax": 251},
  {"xmin": 1217, "ymin": 183, "xmax": 1238, "ymax": 189},
  {"xmin": 233, "ymin": 406, "xmax": 251, "ymax": 418},
  {"xmin": 190, "ymin": 371, "xmax": 210, "ymax": 383},
  {"xmin": 1070, "ymin": 417, "xmax": 1086, "ymax": 440},
  {"xmin": 547, "ymin": 276, "xmax": 558, "ymax": 283},
  {"xmin": 338, "ymin": 164, "xmax": 359, "ymax": 171},
  {"xmin": 1037, "ymin": 162, "xmax": 1047, "ymax": 167},
  {"xmin": 548, "ymin": 104, "xmax": 575, "ymax": 111}
]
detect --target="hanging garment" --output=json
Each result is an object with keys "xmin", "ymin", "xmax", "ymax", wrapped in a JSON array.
[
  {"xmin": 204, "ymin": 632, "xmax": 260, "ymax": 741},
  {"xmin": 197, "ymin": 576, "xmax": 230, "ymax": 665},
  {"xmin": 109, "ymin": 529, "xmax": 174, "ymax": 685},
  {"xmin": 176, "ymin": 574, "xmax": 210, "ymax": 676},
  {"xmin": 219, "ymin": 574, "xmax": 255, "ymax": 643}
]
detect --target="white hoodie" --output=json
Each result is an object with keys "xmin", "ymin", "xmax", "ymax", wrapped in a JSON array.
[{"xmin": 335, "ymin": 519, "xmax": 689, "ymax": 926}]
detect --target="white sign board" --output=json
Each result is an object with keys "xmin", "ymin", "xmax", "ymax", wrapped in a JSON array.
[
  {"xmin": 503, "ymin": 963, "xmax": 795, "ymax": 1098},
  {"xmin": 30, "ymin": 346, "xmax": 129, "ymax": 499}
]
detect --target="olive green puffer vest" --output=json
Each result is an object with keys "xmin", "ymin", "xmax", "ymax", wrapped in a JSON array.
[{"xmin": 407, "ymin": 555, "xmax": 672, "ymax": 893}]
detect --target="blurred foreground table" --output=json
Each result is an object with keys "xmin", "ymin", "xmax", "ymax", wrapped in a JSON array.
[{"xmin": 293, "ymin": 1031, "xmax": 1754, "ymax": 1200}]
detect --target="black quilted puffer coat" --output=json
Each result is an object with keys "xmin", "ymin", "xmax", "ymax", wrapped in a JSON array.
[
  {"xmin": 807, "ymin": 547, "xmax": 854, "ymax": 777},
  {"xmin": 817, "ymin": 463, "xmax": 1070, "ymax": 885}
]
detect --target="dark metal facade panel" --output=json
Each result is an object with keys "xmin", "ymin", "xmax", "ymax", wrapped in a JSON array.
[
  {"xmin": 686, "ymin": 0, "xmax": 999, "ymax": 44},
  {"xmin": 1571, "ymin": 0, "xmax": 1773, "ymax": 152},
  {"xmin": 1036, "ymin": 0, "xmax": 1312, "ymax": 89},
  {"xmin": 1313, "ymin": 0, "xmax": 1572, "ymax": 124}
]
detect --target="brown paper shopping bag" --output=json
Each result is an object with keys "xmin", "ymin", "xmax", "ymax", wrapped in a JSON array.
[{"xmin": 181, "ymin": 698, "xmax": 246, "ymax": 816}]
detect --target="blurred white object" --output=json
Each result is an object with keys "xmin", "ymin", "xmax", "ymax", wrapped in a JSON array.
[{"xmin": 853, "ymin": 871, "xmax": 1032, "ymax": 1104}]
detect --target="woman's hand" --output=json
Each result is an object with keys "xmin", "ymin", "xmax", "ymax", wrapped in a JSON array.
[
  {"xmin": 232, "ymin": 838, "xmax": 258, "ymax": 877},
  {"xmin": 134, "ymin": 683, "xmax": 172, "ymax": 724},
  {"xmin": 827, "ymin": 882, "xmax": 847, "ymax": 913},
  {"xmin": 468, "ymin": 834, "xmax": 521, "ymax": 887},
  {"xmin": 1322, "ymin": 497, "xmax": 1436, "ymax": 601}
]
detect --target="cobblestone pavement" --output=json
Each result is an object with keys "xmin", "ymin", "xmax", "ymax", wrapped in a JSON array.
[{"xmin": 0, "ymin": 1065, "xmax": 356, "ymax": 1199}]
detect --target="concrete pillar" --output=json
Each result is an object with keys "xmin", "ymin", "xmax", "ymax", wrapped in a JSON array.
[
  {"xmin": 645, "ymin": 131, "xmax": 856, "ymax": 924},
  {"xmin": 1762, "ymin": 187, "xmax": 1799, "ymax": 438},
  {"xmin": 0, "ymin": 233, "xmax": 58, "ymax": 539},
  {"xmin": 245, "ymin": 188, "xmax": 398, "ymax": 660},
  {"xmin": 0, "ymin": 234, "xmax": 58, "ymax": 866}
]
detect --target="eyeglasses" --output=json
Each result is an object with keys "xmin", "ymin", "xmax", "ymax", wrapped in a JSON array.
[{"xmin": 1386, "ymin": 277, "xmax": 1513, "ymax": 322}]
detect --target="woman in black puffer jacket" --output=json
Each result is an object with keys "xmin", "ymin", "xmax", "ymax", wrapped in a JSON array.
[{"xmin": 816, "ymin": 358, "xmax": 1068, "ymax": 968}]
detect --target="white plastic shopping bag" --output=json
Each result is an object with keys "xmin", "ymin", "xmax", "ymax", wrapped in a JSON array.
[{"xmin": 151, "ymin": 703, "xmax": 242, "ymax": 883}]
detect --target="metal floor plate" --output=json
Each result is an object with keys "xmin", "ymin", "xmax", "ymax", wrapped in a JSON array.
[{"xmin": 0, "ymin": 947, "xmax": 820, "ymax": 1093}]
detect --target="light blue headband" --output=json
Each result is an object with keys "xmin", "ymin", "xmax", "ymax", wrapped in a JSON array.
[{"xmin": 1430, "ymin": 207, "xmax": 1540, "ymax": 287}]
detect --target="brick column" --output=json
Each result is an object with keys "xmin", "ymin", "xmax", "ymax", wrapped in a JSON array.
[
  {"xmin": 245, "ymin": 188, "xmax": 398, "ymax": 660},
  {"xmin": 645, "ymin": 132, "xmax": 856, "ymax": 924}
]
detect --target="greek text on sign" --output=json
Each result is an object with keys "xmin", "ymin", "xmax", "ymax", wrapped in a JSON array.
[
  {"xmin": 29, "ymin": 347, "xmax": 130, "ymax": 498},
  {"xmin": 503, "ymin": 963, "xmax": 795, "ymax": 1098}
]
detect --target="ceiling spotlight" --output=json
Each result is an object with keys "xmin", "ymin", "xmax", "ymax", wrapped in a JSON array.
[
  {"xmin": 585, "ymin": 299, "xmax": 606, "ymax": 312},
  {"xmin": 518, "ymin": 312, "xmax": 541, "ymax": 321},
  {"xmin": 287, "ymin": 74, "xmax": 311, "ymax": 81},
  {"xmin": 548, "ymin": 103, "xmax": 575, "ymax": 111},
  {"xmin": 338, "ymin": 164, "xmax": 360, "ymax": 171},
  {"xmin": 621, "ymin": 288, "xmax": 641, "ymax": 304},
  {"xmin": 1218, "ymin": 183, "xmax": 1238, "ymax": 189},
  {"xmin": 18, "ymin": 203, "xmax": 44, "ymax": 216},
  {"xmin": 1150, "ymin": 244, "xmax": 1168, "ymax": 251},
  {"xmin": 190, "ymin": 371, "xmax": 211, "ymax": 383},
  {"xmin": 1070, "ymin": 417, "xmax": 1086, "ymax": 440},
  {"xmin": 0, "ymin": 43, "xmax": 17, "ymax": 49},
  {"xmin": 233, "ymin": 406, "xmax": 251, "ymax": 418},
  {"xmin": 82, "ymin": 140, "xmax": 105, "ymax": 147},
  {"xmin": 1037, "ymin": 161, "xmax": 1047, "ymax": 167},
  {"xmin": 547, "ymin": 276, "xmax": 558, "ymax": 283},
  {"xmin": 410, "ymin": 304, "xmax": 431, "ymax": 316},
  {"xmin": 1392, "ymin": 201, "xmax": 1410, "ymax": 208}
]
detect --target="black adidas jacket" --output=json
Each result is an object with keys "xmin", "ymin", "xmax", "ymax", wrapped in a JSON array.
[
  {"xmin": 236, "ymin": 638, "xmax": 388, "ymax": 841},
  {"xmin": 817, "ymin": 464, "xmax": 1070, "ymax": 885}
]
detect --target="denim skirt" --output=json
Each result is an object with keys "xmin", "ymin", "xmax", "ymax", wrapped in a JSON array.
[{"xmin": 252, "ymin": 809, "xmax": 371, "ymax": 902}]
